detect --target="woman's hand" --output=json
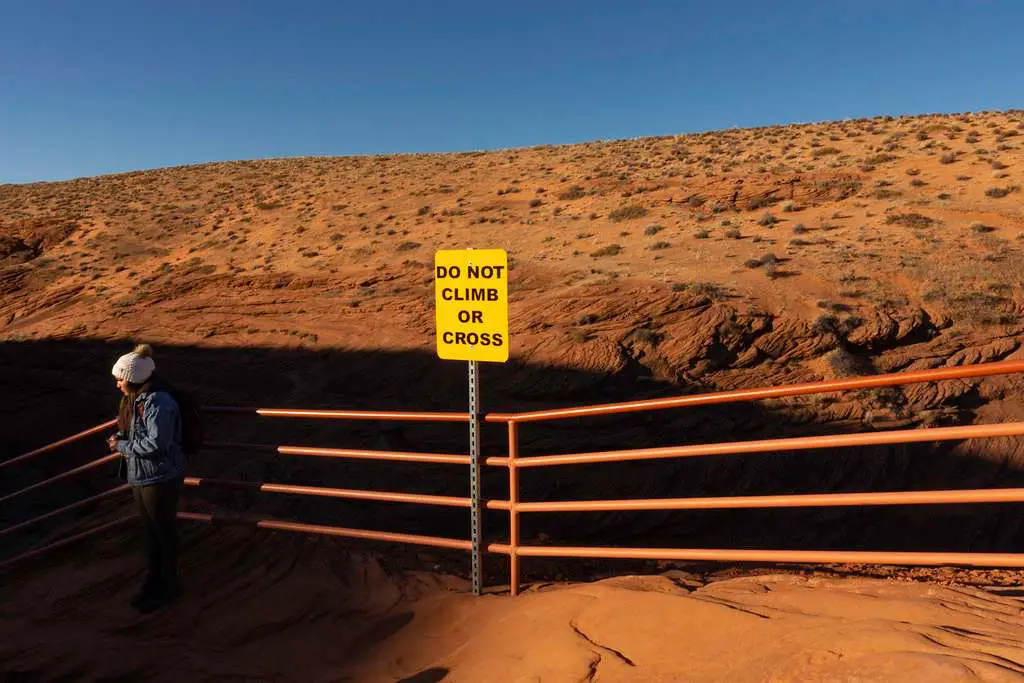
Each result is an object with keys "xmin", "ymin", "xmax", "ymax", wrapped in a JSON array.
[{"xmin": 107, "ymin": 434, "xmax": 120, "ymax": 452}]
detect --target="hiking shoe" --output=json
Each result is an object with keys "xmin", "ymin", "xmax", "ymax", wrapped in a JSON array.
[
  {"xmin": 130, "ymin": 590, "xmax": 161, "ymax": 612},
  {"xmin": 130, "ymin": 582, "xmax": 182, "ymax": 613}
]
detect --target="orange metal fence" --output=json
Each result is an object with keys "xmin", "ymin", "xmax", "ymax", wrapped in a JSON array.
[
  {"xmin": 3, "ymin": 359, "xmax": 1024, "ymax": 596},
  {"xmin": 484, "ymin": 359, "xmax": 1024, "ymax": 595},
  {"xmin": 0, "ymin": 407, "xmax": 478, "ymax": 585}
]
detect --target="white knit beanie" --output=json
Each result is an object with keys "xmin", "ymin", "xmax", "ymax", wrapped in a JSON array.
[{"xmin": 112, "ymin": 344, "xmax": 156, "ymax": 384}]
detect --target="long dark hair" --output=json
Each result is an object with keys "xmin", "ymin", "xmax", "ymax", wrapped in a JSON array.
[{"xmin": 116, "ymin": 344, "xmax": 158, "ymax": 434}]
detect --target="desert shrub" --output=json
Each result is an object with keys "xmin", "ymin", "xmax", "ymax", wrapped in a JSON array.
[
  {"xmin": 633, "ymin": 328, "xmax": 662, "ymax": 344},
  {"xmin": 745, "ymin": 252, "xmax": 778, "ymax": 269},
  {"xmin": 644, "ymin": 224, "xmax": 665, "ymax": 236},
  {"xmin": 758, "ymin": 212, "xmax": 778, "ymax": 226},
  {"xmin": 725, "ymin": 228, "xmax": 741, "ymax": 239},
  {"xmin": 558, "ymin": 186, "xmax": 586, "ymax": 200},
  {"xmin": 608, "ymin": 204, "xmax": 648, "ymax": 222},
  {"xmin": 648, "ymin": 241, "xmax": 671, "ymax": 250},
  {"xmin": 985, "ymin": 185, "xmax": 1019, "ymax": 198},
  {"xmin": 590, "ymin": 244, "xmax": 622, "ymax": 257},
  {"xmin": 689, "ymin": 282, "xmax": 729, "ymax": 299},
  {"xmin": 815, "ymin": 315, "xmax": 839, "ymax": 335},
  {"xmin": 569, "ymin": 330, "xmax": 595, "ymax": 343},
  {"xmin": 885, "ymin": 213, "xmax": 934, "ymax": 228},
  {"xmin": 817, "ymin": 300, "xmax": 852, "ymax": 313}
]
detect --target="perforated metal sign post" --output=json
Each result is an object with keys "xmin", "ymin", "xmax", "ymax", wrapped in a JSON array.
[{"xmin": 435, "ymin": 248, "xmax": 509, "ymax": 596}]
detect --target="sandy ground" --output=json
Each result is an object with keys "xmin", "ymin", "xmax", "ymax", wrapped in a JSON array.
[{"xmin": 3, "ymin": 528, "xmax": 1024, "ymax": 683}]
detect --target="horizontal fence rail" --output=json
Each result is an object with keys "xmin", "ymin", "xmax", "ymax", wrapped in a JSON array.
[
  {"xmin": 183, "ymin": 477, "xmax": 471, "ymax": 508},
  {"xmin": 0, "ymin": 516, "xmax": 136, "ymax": 572},
  {"xmin": 0, "ymin": 485, "xmax": 131, "ymax": 538},
  {"xmin": 2, "ymin": 419, "xmax": 117, "ymax": 470},
  {"xmin": 486, "ymin": 421, "xmax": 1024, "ymax": 468},
  {"xmin": 207, "ymin": 441, "xmax": 472, "ymax": 465},
  {"xmin": 207, "ymin": 406, "xmax": 470, "ymax": 422},
  {"xmin": 486, "ymin": 487, "xmax": 1024, "ymax": 512},
  {"xmin": 0, "ymin": 454, "xmax": 120, "ymax": 505},
  {"xmin": 178, "ymin": 512, "xmax": 473, "ymax": 550},
  {"xmin": 487, "ymin": 360, "xmax": 1024, "ymax": 423},
  {"xmin": 485, "ymin": 544, "xmax": 1024, "ymax": 568}
]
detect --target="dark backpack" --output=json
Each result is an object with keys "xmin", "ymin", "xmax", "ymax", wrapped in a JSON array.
[
  {"xmin": 164, "ymin": 387, "xmax": 204, "ymax": 457},
  {"xmin": 149, "ymin": 385, "xmax": 201, "ymax": 458}
]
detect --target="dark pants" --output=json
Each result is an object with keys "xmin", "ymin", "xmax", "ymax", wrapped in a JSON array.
[{"xmin": 132, "ymin": 478, "xmax": 182, "ymax": 592}]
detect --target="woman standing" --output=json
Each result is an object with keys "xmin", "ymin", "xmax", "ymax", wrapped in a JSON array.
[{"xmin": 107, "ymin": 344, "xmax": 185, "ymax": 612}]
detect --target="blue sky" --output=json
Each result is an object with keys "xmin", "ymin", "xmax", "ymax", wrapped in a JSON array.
[{"xmin": 1, "ymin": 0, "xmax": 1022, "ymax": 183}]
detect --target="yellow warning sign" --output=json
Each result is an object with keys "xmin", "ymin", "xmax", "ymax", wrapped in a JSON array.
[{"xmin": 435, "ymin": 249, "xmax": 509, "ymax": 362}]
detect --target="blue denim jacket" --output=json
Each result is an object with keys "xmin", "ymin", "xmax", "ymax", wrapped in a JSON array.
[{"xmin": 116, "ymin": 390, "xmax": 186, "ymax": 485}]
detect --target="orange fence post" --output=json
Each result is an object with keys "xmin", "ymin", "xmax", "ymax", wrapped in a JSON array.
[{"xmin": 507, "ymin": 421, "xmax": 520, "ymax": 596}]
